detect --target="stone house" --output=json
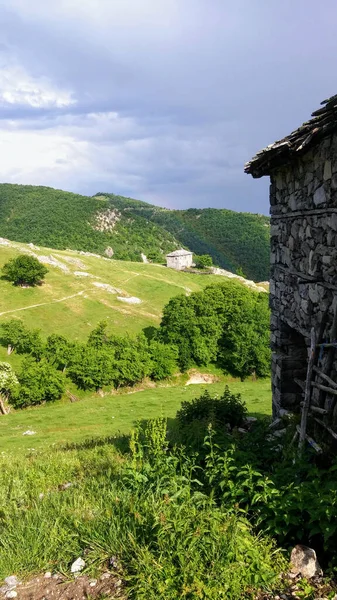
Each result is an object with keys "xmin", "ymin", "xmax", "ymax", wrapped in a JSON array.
[
  {"xmin": 166, "ymin": 249, "xmax": 193, "ymax": 270},
  {"xmin": 245, "ymin": 94, "xmax": 337, "ymax": 431}
]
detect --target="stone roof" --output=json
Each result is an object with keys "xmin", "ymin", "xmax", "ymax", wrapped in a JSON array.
[
  {"xmin": 245, "ymin": 94, "xmax": 337, "ymax": 178},
  {"xmin": 166, "ymin": 249, "xmax": 193, "ymax": 257}
]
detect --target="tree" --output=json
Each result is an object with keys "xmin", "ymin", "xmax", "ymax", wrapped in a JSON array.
[
  {"xmin": 10, "ymin": 359, "xmax": 65, "ymax": 409},
  {"xmin": 68, "ymin": 345, "xmax": 117, "ymax": 390},
  {"xmin": 0, "ymin": 362, "xmax": 18, "ymax": 414},
  {"xmin": 0, "ymin": 320, "xmax": 43, "ymax": 358},
  {"xmin": 159, "ymin": 281, "xmax": 270, "ymax": 379},
  {"xmin": 44, "ymin": 334, "xmax": 75, "ymax": 371},
  {"xmin": 2, "ymin": 254, "xmax": 48, "ymax": 286},
  {"xmin": 149, "ymin": 341, "xmax": 178, "ymax": 380},
  {"xmin": 87, "ymin": 321, "xmax": 109, "ymax": 349},
  {"xmin": 195, "ymin": 254, "xmax": 213, "ymax": 269}
]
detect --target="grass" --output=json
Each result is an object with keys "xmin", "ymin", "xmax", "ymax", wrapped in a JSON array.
[
  {"xmin": 0, "ymin": 241, "xmax": 221, "ymax": 341},
  {"xmin": 0, "ymin": 378, "xmax": 271, "ymax": 453},
  {"xmin": 0, "ymin": 415, "xmax": 286, "ymax": 599}
]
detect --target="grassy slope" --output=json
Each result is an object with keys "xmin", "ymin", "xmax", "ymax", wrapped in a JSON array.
[
  {"xmin": 0, "ymin": 379, "xmax": 271, "ymax": 453},
  {"xmin": 0, "ymin": 241, "xmax": 271, "ymax": 456},
  {"xmin": 0, "ymin": 241, "xmax": 221, "ymax": 340}
]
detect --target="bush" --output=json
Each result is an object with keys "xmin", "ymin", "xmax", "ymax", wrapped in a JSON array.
[
  {"xmin": 149, "ymin": 341, "xmax": 178, "ymax": 380},
  {"xmin": 10, "ymin": 359, "xmax": 65, "ymax": 408},
  {"xmin": 2, "ymin": 254, "xmax": 48, "ymax": 286},
  {"xmin": 0, "ymin": 419, "xmax": 286, "ymax": 598},
  {"xmin": 0, "ymin": 320, "xmax": 43, "ymax": 358},
  {"xmin": 195, "ymin": 254, "xmax": 213, "ymax": 268},
  {"xmin": 177, "ymin": 387, "xmax": 247, "ymax": 432}
]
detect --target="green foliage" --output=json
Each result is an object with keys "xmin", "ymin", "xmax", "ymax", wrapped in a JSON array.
[
  {"xmin": 118, "ymin": 199, "xmax": 270, "ymax": 281},
  {"xmin": 195, "ymin": 254, "xmax": 213, "ymax": 268},
  {"xmin": 0, "ymin": 184, "xmax": 270, "ymax": 280},
  {"xmin": 67, "ymin": 345, "xmax": 116, "ymax": 390},
  {"xmin": 0, "ymin": 362, "xmax": 18, "ymax": 397},
  {"xmin": 177, "ymin": 387, "xmax": 247, "ymax": 431},
  {"xmin": 44, "ymin": 334, "xmax": 75, "ymax": 371},
  {"xmin": 10, "ymin": 359, "xmax": 65, "ymax": 408},
  {"xmin": 148, "ymin": 340, "xmax": 178, "ymax": 380},
  {"xmin": 159, "ymin": 281, "xmax": 271, "ymax": 378},
  {"xmin": 0, "ymin": 421, "xmax": 286, "ymax": 598},
  {"xmin": 2, "ymin": 254, "xmax": 48, "ymax": 286},
  {"xmin": 0, "ymin": 319, "xmax": 43, "ymax": 358},
  {"xmin": 0, "ymin": 184, "xmax": 178, "ymax": 263}
]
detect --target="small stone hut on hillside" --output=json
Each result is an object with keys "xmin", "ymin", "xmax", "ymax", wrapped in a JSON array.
[
  {"xmin": 166, "ymin": 249, "xmax": 193, "ymax": 270},
  {"xmin": 245, "ymin": 94, "xmax": 337, "ymax": 433}
]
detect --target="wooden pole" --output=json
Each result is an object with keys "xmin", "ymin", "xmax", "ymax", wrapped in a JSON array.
[
  {"xmin": 311, "ymin": 382, "xmax": 337, "ymax": 396},
  {"xmin": 299, "ymin": 327, "xmax": 316, "ymax": 451},
  {"xmin": 313, "ymin": 366, "xmax": 337, "ymax": 389}
]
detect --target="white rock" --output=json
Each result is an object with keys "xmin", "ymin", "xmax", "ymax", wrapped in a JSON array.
[
  {"xmin": 44, "ymin": 572, "xmax": 52, "ymax": 578},
  {"xmin": 4, "ymin": 577, "xmax": 19, "ymax": 588},
  {"xmin": 290, "ymin": 544, "xmax": 322, "ymax": 579},
  {"xmin": 117, "ymin": 296, "xmax": 142, "ymax": 304},
  {"xmin": 22, "ymin": 430, "xmax": 36, "ymax": 436},
  {"xmin": 6, "ymin": 591, "xmax": 17, "ymax": 598},
  {"xmin": 89, "ymin": 580, "xmax": 97, "ymax": 587},
  {"xmin": 70, "ymin": 557, "xmax": 85, "ymax": 573},
  {"xmin": 93, "ymin": 282, "xmax": 123, "ymax": 294}
]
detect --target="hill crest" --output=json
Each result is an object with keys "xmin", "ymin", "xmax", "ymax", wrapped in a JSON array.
[{"xmin": 0, "ymin": 183, "xmax": 269, "ymax": 281}]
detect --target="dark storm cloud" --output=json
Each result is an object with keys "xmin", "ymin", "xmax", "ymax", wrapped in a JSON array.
[{"xmin": 1, "ymin": 0, "xmax": 337, "ymax": 212}]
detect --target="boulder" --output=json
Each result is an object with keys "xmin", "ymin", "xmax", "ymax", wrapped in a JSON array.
[{"xmin": 290, "ymin": 544, "xmax": 322, "ymax": 579}]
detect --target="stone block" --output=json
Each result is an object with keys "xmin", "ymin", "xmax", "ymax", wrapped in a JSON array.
[{"xmin": 324, "ymin": 159, "xmax": 332, "ymax": 180}]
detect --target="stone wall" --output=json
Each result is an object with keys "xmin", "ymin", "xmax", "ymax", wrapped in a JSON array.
[
  {"xmin": 166, "ymin": 254, "xmax": 193, "ymax": 270},
  {"xmin": 270, "ymin": 132, "xmax": 337, "ymax": 427}
]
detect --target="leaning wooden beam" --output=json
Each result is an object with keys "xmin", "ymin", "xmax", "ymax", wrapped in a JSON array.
[
  {"xmin": 296, "ymin": 426, "xmax": 322, "ymax": 453},
  {"xmin": 314, "ymin": 418, "xmax": 337, "ymax": 441},
  {"xmin": 294, "ymin": 378, "xmax": 305, "ymax": 391},
  {"xmin": 300, "ymin": 402, "xmax": 327, "ymax": 415},
  {"xmin": 311, "ymin": 382, "xmax": 337, "ymax": 397},
  {"xmin": 299, "ymin": 327, "xmax": 316, "ymax": 451},
  {"xmin": 313, "ymin": 366, "xmax": 337, "ymax": 389}
]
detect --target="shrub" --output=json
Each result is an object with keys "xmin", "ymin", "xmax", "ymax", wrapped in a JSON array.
[
  {"xmin": 67, "ymin": 345, "xmax": 116, "ymax": 390},
  {"xmin": 195, "ymin": 254, "xmax": 213, "ymax": 268},
  {"xmin": 177, "ymin": 386, "xmax": 247, "ymax": 432},
  {"xmin": 10, "ymin": 359, "xmax": 65, "ymax": 408},
  {"xmin": 0, "ymin": 320, "xmax": 43, "ymax": 358},
  {"xmin": 44, "ymin": 334, "xmax": 75, "ymax": 371},
  {"xmin": 2, "ymin": 254, "xmax": 48, "ymax": 286},
  {"xmin": 149, "ymin": 341, "xmax": 178, "ymax": 380}
]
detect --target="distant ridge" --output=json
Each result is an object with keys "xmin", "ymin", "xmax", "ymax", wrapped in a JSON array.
[{"xmin": 0, "ymin": 183, "xmax": 269, "ymax": 281}]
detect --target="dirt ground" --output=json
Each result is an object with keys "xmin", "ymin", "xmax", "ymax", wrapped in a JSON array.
[{"xmin": 0, "ymin": 572, "xmax": 126, "ymax": 600}]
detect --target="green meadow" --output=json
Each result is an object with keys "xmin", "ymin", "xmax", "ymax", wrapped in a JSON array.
[
  {"xmin": 0, "ymin": 378, "xmax": 271, "ymax": 453},
  {"xmin": 0, "ymin": 241, "xmax": 221, "ymax": 340}
]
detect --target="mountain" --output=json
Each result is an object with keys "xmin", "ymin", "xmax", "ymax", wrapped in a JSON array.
[
  {"xmin": 0, "ymin": 184, "xmax": 270, "ymax": 281},
  {"xmin": 0, "ymin": 184, "xmax": 179, "ymax": 262},
  {"xmin": 97, "ymin": 194, "xmax": 270, "ymax": 281}
]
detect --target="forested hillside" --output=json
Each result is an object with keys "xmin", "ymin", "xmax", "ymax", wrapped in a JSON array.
[
  {"xmin": 0, "ymin": 184, "xmax": 179, "ymax": 262},
  {"xmin": 98, "ymin": 194, "xmax": 270, "ymax": 280},
  {"xmin": 0, "ymin": 184, "xmax": 270, "ymax": 280}
]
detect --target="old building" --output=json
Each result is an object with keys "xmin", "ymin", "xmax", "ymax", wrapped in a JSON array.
[
  {"xmin": 245, "ymin": 94, "xmax": 337, "ymax": 434},
  {"xmin": 166, "ymin": 249, "xmax": 193, "ymax": 270}
]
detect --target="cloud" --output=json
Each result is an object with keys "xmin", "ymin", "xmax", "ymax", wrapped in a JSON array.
[
  {"xmin": 0, "ymin": 0, "xmax": 337, "ymax": 212},
  {"xmin": 0, "ymin": 61, "xmax": 76, "ymax": 108}
]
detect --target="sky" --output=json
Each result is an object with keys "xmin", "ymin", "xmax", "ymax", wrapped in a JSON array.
[{"xmin": 0, "ymin": 1, "xmax": 337, "ymax": 214}]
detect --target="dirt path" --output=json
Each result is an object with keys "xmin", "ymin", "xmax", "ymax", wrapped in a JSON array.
[{"xmin": 0, "ymin": 290, "xmax": 87, "ymax": 317}]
